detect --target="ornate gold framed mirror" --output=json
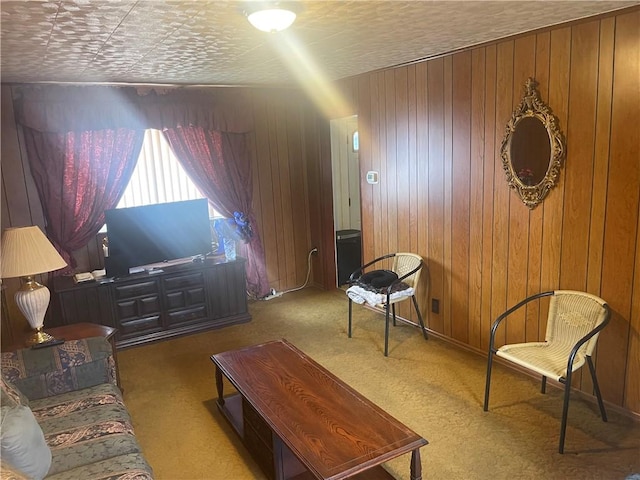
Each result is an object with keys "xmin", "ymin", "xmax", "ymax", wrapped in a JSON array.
[{"xmin": 500, "ymin": 78, "xmax": 565, "ymax": 209}]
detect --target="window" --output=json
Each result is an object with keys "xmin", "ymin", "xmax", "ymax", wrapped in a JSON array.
[
  {"xmin": 352, "ymin": 130, "xmax": 359, "ymax": 152},
  {"xmin": 117, "ymin": 129, "xmax": 219, "ymax": 217}
]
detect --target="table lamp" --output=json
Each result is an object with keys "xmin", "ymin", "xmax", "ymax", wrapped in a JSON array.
[{"xmin": 1, "ymin": 226, "xmax": 67, "ymax": 345}]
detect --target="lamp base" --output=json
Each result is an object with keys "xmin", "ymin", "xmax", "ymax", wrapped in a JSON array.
[
  {"xmin": 15, "ymin": 277, "xmax": 54, "ymax": 346},
  {"xmin": 25, "ymin": 327, "xmax": 55, "ymax": 346}
]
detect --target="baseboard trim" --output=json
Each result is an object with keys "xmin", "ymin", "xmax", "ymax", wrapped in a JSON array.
[
  {"xmin": 342, "ymin": 293, "xmax": 640, "ymax": 424},
  {"xmin": 423, "ymin": 324, "xmax": 640, "ymax": 423}
]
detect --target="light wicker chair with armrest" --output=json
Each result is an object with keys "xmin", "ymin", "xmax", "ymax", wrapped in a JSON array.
[
  {"xmin": 347, "ymin": 252, "xmax": 428, "ymax": 357},
  {"xmin": 483, "ymin": 290, "xmax": 610, "ymax": 454}
]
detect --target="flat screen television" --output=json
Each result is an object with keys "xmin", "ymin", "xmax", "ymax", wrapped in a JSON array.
[{"xmin": 104, "ymin": 199, "xmax": 212, "ymax": 278}]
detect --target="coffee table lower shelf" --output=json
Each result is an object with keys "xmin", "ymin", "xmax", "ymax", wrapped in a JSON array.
[
  {"xmin": 287, "ymin": 469, "xmax": 395, "ymax": 480},
  {"xmin": 217, "ymin": 393, "xmax": 395, "ymax": 480}
]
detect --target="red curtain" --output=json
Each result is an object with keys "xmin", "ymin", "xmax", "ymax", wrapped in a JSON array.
[
  {"xmin": 15, "ymin": 86, "xmax": 265, "ymax": 292},
  {"xmin": 163, "ymin": 126, "xmax": 269, "ymax": 298},
  {"xmin": 22, "ymin": 128, "xmax": 144, "ymax": 271}
]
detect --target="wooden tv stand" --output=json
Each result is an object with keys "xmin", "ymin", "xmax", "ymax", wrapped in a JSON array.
[{"xmin": 51, "ymin": 257, "xmax": 251, "ymax": 349}]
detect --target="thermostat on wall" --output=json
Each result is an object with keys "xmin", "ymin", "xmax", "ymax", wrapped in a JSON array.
[{"xmin": 366, "ymin": 171, "xmax": 379, "ymax": 184}]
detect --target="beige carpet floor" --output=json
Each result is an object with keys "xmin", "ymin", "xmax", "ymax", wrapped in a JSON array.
[{"xmin": 118, "ymin": 287, "xmax": 640, "ymax": 480}]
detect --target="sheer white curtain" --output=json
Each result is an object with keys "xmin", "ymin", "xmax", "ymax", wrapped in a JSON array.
[{"xmin": 117, "ymin": 129, "xmax": 211, "ymax": 210}]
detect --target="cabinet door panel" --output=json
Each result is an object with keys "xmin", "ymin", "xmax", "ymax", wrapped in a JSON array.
[
  {"xmin": 243, "ymin": 398, "xmax": 273, "ymax": 445},
  {"xmin": 208, "ymin": 261, "xmax": 248, "ymax": 319},
  {"xmin": 165, "ymin": 287, "xmax": 206, "ymax": 310},
  {"xmin": 119, "ymin": 316, "xmax": 162, "ymax": 336},
  {"xmin": 115, "ymin": 300, "xmax": 137, "ymax": 320},
  {"xmin": 185, "ymin": 287, "xmax": 206, "ymax": 305},
  {"xmin": 167, "ymin": 305, "xmax": 208, "ymax": 326},
  {"xmin": 139, "ymin": 296, "xmax": 161, "ymax": 315},
  {"xmin": 242, "ymin": 397, "xmax": 275, "ymax": 480},
  {"xmin": 164, "ymin": 272, "xmax": 204, "ymax": 290},
  {"xmin": 115, "ymin": 281, "xmax": 158, "ymax": 299},
  {"xmin": 165, "ymin": 291, "xmax": 186, "ymax": 310},
  {"xmin": 243, "ymin": 422, "xmax": 276, "ymax": 480},
  {"xmin": 54, "ymin": 284, "xmax": 114, "ymax": 328}
]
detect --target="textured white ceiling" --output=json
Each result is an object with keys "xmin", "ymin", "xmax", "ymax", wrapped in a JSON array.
[{"xmin": 1, "ymin": 1, "xmax": 637, "ymax": 86}]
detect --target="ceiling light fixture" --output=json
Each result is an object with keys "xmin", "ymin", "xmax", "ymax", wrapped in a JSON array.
[{"xmin": 247, "ymin": 6, "xmax": 297, "ymax": 32}]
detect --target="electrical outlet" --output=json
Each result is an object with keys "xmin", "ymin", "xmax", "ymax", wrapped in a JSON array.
[{"xmin": 431, "ymin": 298, "xmax": 440, "ymax": 314}]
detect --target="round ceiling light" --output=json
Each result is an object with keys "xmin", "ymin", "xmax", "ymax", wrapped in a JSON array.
[{"xmin": 247, "ymin": 8, "xmax": 296, "ymax": 32}]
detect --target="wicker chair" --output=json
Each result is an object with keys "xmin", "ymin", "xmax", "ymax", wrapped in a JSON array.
[
  {"xmin": 483, "ymin": 290, "xmax": 610, "ymax": 453},
  {"xmin": 347, "ymin": 252, "xmax": 428, "ymax": 356}
]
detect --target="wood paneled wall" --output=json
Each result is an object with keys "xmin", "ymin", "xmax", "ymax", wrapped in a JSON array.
[
  {"xmin": 249, "ymin": 89, "xmax": 320, "ymax": 290},
  {"xmin": 325, "ymin": 9, "xmax": 639, "ymax": 415},
  {"xmin": 1, "ymin": 8, "xmax": 638, "ymax": 418}
]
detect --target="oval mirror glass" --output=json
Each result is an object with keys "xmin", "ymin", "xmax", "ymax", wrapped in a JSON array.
[{"xmin": 510, "ymin": 116, "xmax": 551, "ymax": 186}]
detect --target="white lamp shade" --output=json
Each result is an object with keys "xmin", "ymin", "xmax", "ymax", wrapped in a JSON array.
[
  {"xmin": 1, "ymin": 226, "xmax": 67, "ymax": 278},
  {"xmin": 247, "ymin": 8, "xmax": 296, "ymax": 32}
]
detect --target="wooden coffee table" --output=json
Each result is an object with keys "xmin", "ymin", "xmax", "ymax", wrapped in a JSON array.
[{"xmin": 211, "ymin": 339, "xmax": 427, "ymax": 480}]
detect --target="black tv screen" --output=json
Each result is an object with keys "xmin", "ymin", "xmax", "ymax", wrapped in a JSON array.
[{"xmin": 104, "ymin": 199, "xmax": 211, "ymax": 277}]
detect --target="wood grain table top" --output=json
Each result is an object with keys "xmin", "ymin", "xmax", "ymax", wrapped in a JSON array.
[{"xmin": 211, "ymin": 339, "xmax": 427, "ymax": 480}]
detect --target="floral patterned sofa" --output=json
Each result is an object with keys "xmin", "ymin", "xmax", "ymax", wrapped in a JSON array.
[{"xmin": 0, "ymin": 336, "xmax": 153, "ymax": 480}]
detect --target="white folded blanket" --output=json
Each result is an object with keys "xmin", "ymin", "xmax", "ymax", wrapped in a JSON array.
[{"xmin": 346, "ymin": 285, "xmax": 415, "ymax": 307}]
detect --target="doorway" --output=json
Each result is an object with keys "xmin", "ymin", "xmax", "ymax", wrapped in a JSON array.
[{"xmin": 330, "ymin": 115, "xmax": 361, "ymax": 286}]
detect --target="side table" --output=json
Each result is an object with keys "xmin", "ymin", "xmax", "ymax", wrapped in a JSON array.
[{"xmin": 4, "ymin": 323, "xmax": 122, "ymax": 391}]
